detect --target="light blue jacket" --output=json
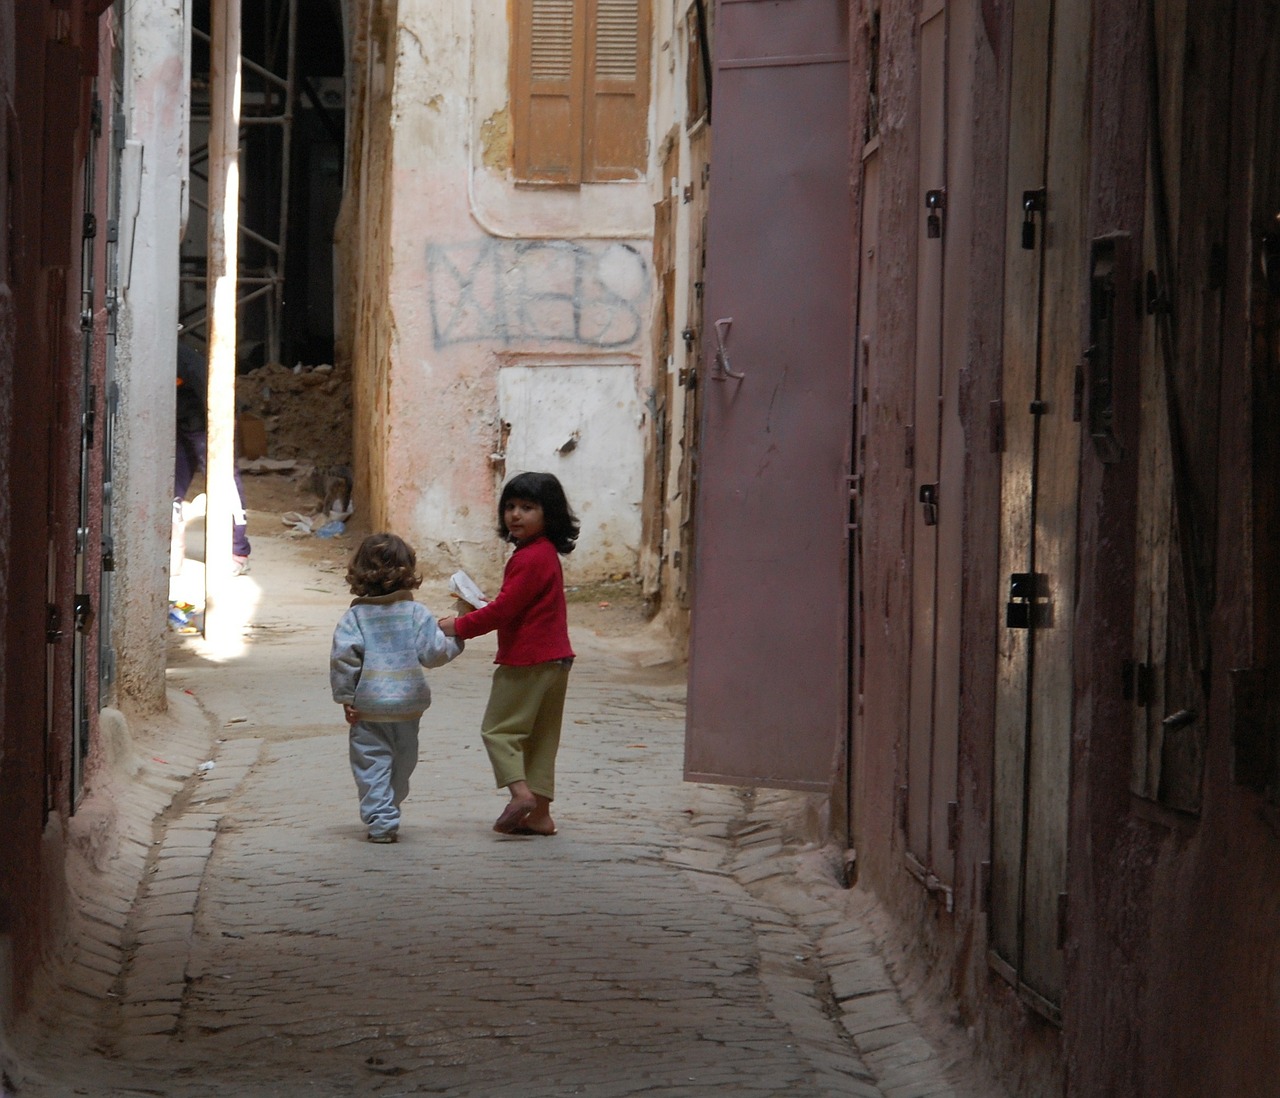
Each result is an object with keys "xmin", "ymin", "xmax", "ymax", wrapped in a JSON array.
[{"xmin": 330, "ymin": 591, "xmax": 463, "ymax": 721}]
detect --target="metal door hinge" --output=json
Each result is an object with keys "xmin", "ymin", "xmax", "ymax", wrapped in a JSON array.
[
  {"xmin": 74, "ymin": 594, "xmax": 94, "ymax": 633},
  {"xmin": 101, "ymin": 536, "xmax": 115, "ymax": 572},
  {"xmin": 46, "ymin": 604, "xmax": 64, "ymax": 644},
  {"xmin": 847, "ymin": 474, "xmax": 862, "ymax": 534}
]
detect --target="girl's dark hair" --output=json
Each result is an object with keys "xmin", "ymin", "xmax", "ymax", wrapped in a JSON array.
[
  {"xmin": 498, "ymin": 471, "xmax": 579, "ymax": 554},
  {"xmin": 346, "ymin": 533, "xmax": 423, "ymax": 596}
]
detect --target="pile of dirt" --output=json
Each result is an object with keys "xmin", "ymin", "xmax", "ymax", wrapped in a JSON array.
[{"xmin": 238, "ymin": 360, "xmax": 351, "ymax": 467}]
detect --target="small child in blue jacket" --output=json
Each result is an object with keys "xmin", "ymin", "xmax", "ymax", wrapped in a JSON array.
[{"xmin": 330, "ymin": 533, "xmax": 463, "ymax": 842}]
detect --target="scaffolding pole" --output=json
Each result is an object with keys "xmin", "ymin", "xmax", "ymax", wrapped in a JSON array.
[{"xmin": 188, "ymin": 0, "xmax": 296, "ymax": 366}]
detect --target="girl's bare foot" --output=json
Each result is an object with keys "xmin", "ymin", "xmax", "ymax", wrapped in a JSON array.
[
  {"xmin": 514, "ymin": 794, "xmax": 556, "ymax": 835},
  {"xmin": 513, "ymin": 813, "xmax": 556, "ymax": 836},
  {"xmin": 493, "ymin": 795, "xmax": 536, "ymax": 833}
]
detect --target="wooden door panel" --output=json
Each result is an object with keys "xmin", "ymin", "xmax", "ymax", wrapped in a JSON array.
[
  {"xmin": 991, "ymin": 0, "xmax": 1053, "ymax": 971},
  {"xmin": 907, "ymin": 6, "xmax": 947, "ymax": 866},
  {"xmin": 929, "ymin": 0, "xmax": 977, "ymax": 890},
  {"xmin": 992, "ymin": 0, "xmax": 1088, "ymax": 1014},
  {"xmin": 852, "ymin": 145, "xmax": 879, "ymax": 814},
  {"xmin": 1020, "ymin": 0, "xmax": 1089, "ymax": 1001}
]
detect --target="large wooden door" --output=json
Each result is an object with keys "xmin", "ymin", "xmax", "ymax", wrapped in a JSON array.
[
  {"xmin": 990, "ymin": 0, "xmax": 1090, "ymax": 1020},
  {"xmin": 685, "ymin": 0, "xmax": 852, "ymax": 789},
  {"xmin": 904, "ymin": 0, "xmax": 973, "ymax": 899}
]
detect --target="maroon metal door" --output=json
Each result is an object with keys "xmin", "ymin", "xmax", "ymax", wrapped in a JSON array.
[{"xmin": 685, "ymin": 0, "xmax": 852, "ymax": 790}]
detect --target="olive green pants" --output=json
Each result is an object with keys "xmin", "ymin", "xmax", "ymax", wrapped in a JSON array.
[{"xmin": 480, "ymin": 660, "xmax": 572, "ymax": 800}]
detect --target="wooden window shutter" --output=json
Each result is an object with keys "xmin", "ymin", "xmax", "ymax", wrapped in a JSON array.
[
  {"xmin": 584, "ymin": 0, "xmax": 650, "ymax": 181},
  {"xmin": 513, "ymin": 0, "xmax": 585, "ymax": 183}
]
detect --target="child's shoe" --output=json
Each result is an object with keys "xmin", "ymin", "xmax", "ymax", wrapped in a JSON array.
[{"xmin": 368, "ymin": 830, "xmax": 397, "ymax": 844}]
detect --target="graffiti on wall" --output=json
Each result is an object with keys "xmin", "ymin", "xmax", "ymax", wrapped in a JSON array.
[{"xmin": 426, "ymin": 238, "xmax": 648, "ymax": 349}]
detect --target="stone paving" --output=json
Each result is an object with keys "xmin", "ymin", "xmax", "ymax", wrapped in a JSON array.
[{"xmin": 3, "ymin": 523, "xmax": 992, "ymax": 1097}]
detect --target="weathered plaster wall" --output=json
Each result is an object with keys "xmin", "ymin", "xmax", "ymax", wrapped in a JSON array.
[
  {"xmin": 338, "ymin": 0, "xmax": 398, "ymax": 536},
  {"xmin": 113, "ymin": 0, "xmax": 189, "ymax": 712},
  {"xmin": 350, "ymin": 1, "xmax": 655, "ymax": 590}
]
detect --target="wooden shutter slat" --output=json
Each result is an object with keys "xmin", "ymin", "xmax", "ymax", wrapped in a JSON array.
[
  {"xmin": 514, "ymin": 0, "xmax": 584, "ymax": 183},
  {"xmin": 595, "ymin": 0, "xmax": 639, "ymax": 80},
  {"xmin": 585, "ymin": 0, "xmax": 649, "ymax": 181},
  {"xmin": 531, "ymin": 0, "xmax": 574, "ymax": 82}
]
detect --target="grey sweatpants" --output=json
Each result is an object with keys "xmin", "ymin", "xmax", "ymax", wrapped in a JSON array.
[{"xmin": 349, "ymin": 718, "xmax": 421, "ymax": 837}]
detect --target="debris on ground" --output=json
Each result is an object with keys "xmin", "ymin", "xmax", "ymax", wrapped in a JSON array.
[{"xmin": 238, "ymin": 360, "xmax": 352, "ymax": 468}]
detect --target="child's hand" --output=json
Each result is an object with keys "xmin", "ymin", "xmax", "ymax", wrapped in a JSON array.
[
  {"xmin": 342, "ymin": 703, "xmax": 360, "ymax": 726},
  {"xmin": 439, "ymin": 616, "xmax": 457, "ymax": 637}
]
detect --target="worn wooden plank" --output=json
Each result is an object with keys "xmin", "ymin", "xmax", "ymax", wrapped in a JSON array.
[
  {"xmin": 906, "ymin": 4, "xmax": 947, "ymax": 869},
  {"xmin": 929, "ymin": 0, "xmax": 979, "ymax": 891},
  {"xmin": 991, "ymin": 0, "xmax": 1052, "ymax": 976}
]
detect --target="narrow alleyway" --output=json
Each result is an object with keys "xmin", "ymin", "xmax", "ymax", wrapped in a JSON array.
[{"xmin": 5, "ymin": 478, "xmax": 992, "ymax": 1097}]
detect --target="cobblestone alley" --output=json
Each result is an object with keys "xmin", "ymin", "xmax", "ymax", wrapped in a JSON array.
[{"xmin": 4, "ymin": 491, "xmax": 991, "ymax": 1097}]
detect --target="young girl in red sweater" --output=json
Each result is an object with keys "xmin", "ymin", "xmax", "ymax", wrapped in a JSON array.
[{"xmin": 441, "ymin": 472, "xmax": 578, "ymax": 836}]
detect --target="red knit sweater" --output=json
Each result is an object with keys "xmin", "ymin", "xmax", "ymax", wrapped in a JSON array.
[{"xmin": 454, "ymin": 536, "xmax": 574, "ymax": 665}]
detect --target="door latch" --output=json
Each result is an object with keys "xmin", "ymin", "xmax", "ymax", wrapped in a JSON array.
[
  {"xmin": 1006, "ymin": 572, "xmax": 1051, "ymax": 629},
  {"xmin": 918, "ymin": 483, "xmax": 938, "ymax": 526},
  {"xmin": 1021, "ymin": 188, "xmax": 1046, "ymax": 250},
  {"xmin": 711, "ymin": 317, "xmax": 745, "ymax": 381},
  {"xmin": 925, "ymin": 189, "xmax": 946, "ymax": 239}
]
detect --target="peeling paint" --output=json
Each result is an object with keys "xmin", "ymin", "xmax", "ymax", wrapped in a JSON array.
[{"xmin": 480, "ymin": 105, "xmax": 510, "ymax": 171}]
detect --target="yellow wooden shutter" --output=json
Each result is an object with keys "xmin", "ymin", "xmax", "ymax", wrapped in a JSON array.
[
  {"xmin": 513, "ymin": 0, "xmax": 585, "ymax": 183},
  {"xmin": 584, "ymin": 0, "xmax": 650, "ymax": 181}
]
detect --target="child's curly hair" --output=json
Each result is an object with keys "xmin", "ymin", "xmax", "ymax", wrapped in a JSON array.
[
  {"xmin": 498, "ymin": 471, "xmax": 580, "ymax": 554},
  {"xmin": 346, "ymin": 533, "xmax": 423, "ymax": 597}
]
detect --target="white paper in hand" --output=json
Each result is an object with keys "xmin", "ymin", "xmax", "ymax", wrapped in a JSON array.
[{"xmin": 448, "ymin": 571, "xmax": 488, "ymax": 610}]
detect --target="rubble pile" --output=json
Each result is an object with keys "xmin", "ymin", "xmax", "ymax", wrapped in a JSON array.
[{"xmin": 238, "ymin": 360, "xmax": 352, "ymax": 466}]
